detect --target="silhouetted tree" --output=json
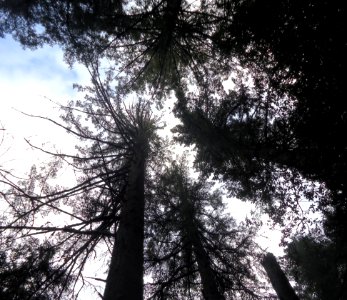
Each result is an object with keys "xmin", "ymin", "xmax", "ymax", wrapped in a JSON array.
[
  {"xmin": 0, "ymin": 238, "xmax": 71, "ymax": 300},
  {"xmin": 219, "ymin": 0, "xmax": 347, "ymax": 244},
  {"xmin": 0, "ymin": 65, "xmax": 164, "ymax": 299},
  {"xmin": 284, "ymin": 236, "xmax": 347, "ymax": 300},
  {"xmin": 172, "ymin": 84, "xmax": 325, "ymax": 231},
  {"xmin": 170, "ymin": 0, "xmax": 346, "ymax": 233},
  {"xmin": 261, "ymin": 252, "xmax": 299, "ymax": 300},
  {"xmin": 2, "ymin": 1, "xmax": 346, "ymax": 298},
  {"xmin": 144, "ymin": 161, "xmax": 261, "ymax": 299},
  {"xmin": 0, "ymin": 0, "xmax": 233, "ymax": 96}
]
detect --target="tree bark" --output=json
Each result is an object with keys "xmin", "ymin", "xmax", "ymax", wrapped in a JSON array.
[
  {"xmin": 103, "ymin": 148, "xmax": 146, "ymax": 300},
  {"xmin": 180, "ymin": 189, "xmax": 225, "ymax": 300},
  {"xmin": 261, "ymin": 252, "xmax": 300, "ymax": 300}
]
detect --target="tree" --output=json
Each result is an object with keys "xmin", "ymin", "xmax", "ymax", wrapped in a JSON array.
[
  {"xmin": 216, "ymin": 0, "xmax": 347, "ymax": 227},
  {"xmin": 0, "ymin": 65, "xmax": 164, "ymax": 299},
  {"xmin": 261, "ymin": 252, "xmax": 299, "ymax": 300},
  {"xmin": 191, "ymin": 0, "xmax": 345, "ymax": 230},
  {"xmin": 170, "ymin": 3, "xmax": 347, "ymax": 289},
  {"xmin": 171, "ymin": 2, "xmax": 347, "ymax": 244},
  {"xmin": 2, "ymin": 1, "xmax": 346, "ymax": 298},
  {"xmin": 102, "ymin": 99, "xmax": 158, "ymax": 300},
  {"xmin": 144, "ymin": 161, "xmax": 261, "ymax": 299},
  {"xmin": 0, "ymin": 0, "xmax": 232, "ymax": 96},
  {"xmin": 172, "ymin": 83, "xmax": 324, "ymax": 229},
  {"xmin": 284, "ymin": 236, "xmax": 347, "ymax": 300},
  {"xmin": 0, "ymin": 238, "xmax": 71, "ymax": 300}
]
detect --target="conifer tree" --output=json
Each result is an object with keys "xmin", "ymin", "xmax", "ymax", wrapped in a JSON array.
[
  {"xmin": 144, "ymin": 161, "xmax": 260, "ymax": 299},
  {"xmin": 0, "ymin": 66, "xmax": 163, "ymax": 299}
]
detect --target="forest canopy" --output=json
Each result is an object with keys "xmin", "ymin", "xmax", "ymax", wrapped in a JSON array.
[{"xmin": 0, "ymin": 0, "xmax": 346, "ymax": 299}]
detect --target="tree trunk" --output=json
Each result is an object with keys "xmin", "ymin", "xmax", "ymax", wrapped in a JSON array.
[
  {"xmin": 103, "ymin": 148, "xmax": 146, "ymax": 300},
  {"xmin": 180, "ymin": 190, "xmax": 225, "ymax": 300},
  {"xmin": 261, "ymin": 252, "xmax": 300, "ymax": 300},
  {"xmin": 191, "ymin": 227, "xmax": 225, "ymax": 300}
]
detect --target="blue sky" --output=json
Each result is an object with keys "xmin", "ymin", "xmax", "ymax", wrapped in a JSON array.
[
  {"xmin": 0, "ymin": 35, "xmax": 78, "ymax": 82},
  {"xmin": 0, "ymin": 35, "xmax": 90, "ymax": 173}
]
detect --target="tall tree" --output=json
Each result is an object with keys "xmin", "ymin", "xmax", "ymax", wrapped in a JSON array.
[
  {"xmin": 144, "ymin": 162, "xmax": 260, "ymax": 299},
  {"xmin": 103, "ymin": 100, "xmax": 155, "ymax": 300},
  {"xmin": 216, "ymin": 0, "xmax": 347, "ymax": 209},
  {"xmin": 173, "ymin": 84, "xmax": 324, "ymax": 228},
  {"xmin": 261, "ymin": 252, "xmax": 299, "ymax": 300},
  {"xmin": 171, "ymin": 0, "xmax": 346, "ymax": 218},
  {"xmin": 0, "ymin": 0, "xmax": 232, "ymax": 94},
  {"xmin": 0, "ymin": 65, "xmax": 163, "ymax": 299}
]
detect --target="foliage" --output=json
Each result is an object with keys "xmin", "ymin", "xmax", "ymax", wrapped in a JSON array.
[
  {"xmin": 171, "ymin": 0, "xmax": 346, "ymax": 245},
  {"xmin": 285, "ymin": 236, "xmax": 347, "ymax": 300},
  {"xmin": 220, "ymin": 0, "xmax": 347, "ymax": 207},
  {"xmin": 0, "ymin": 238, "xmax": 71, "ymax": 300},
  {"xmin": 0, "ymin": 0, "xmax": 233, "ymax": 98},
  {"xmin": 0, "ymin": 65, "xmax": 163, "ymax": 299},
  {"xmin": 1, "ymin": 0, "xmax": 346, "ymax": 298},
  {"xmin": 173, "ymin": 83, "xmax": 326, "ymax": 238},
  {"xmin": 144, "ymin": 162, "xmax": 261, "ymax": 299}
]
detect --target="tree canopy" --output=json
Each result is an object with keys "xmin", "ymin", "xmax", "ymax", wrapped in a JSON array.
[
  {"xmin": 145, "ymin": 161, "xmax": 261, "ymax": 299},
  {"xmin": 0, "ymin": 239, "xmax": 71, "ymax": 300},
  {"xmin": 285, "ymin": 235, "xmax": 347, "ymax": 300},
  {"xmin": 0, "ymin": 66, "xmax": 165, "ymax": 299},
  {"xmin": 1, "ymin": 0, "xmax": 346, "ymax": 299}
]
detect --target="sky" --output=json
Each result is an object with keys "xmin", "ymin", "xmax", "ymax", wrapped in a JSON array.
[
  {"xmin": 0, "ymin": 34, "xmax": 283, "ymax": 298},
  {"xmin": 0, "ymin": 35, "xmax": 101, "ymax": 299},
  {"xmin": 0, "ymin": 35, "xmax": 91, "ymax": 172}
]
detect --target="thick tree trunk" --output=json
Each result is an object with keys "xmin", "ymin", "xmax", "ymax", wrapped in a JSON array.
[
  {"xmin": 103, "ymin": 148, "xmax": 146, "ymax": 300},
  {"xmin": 261, "ymin": 252, "xmax": 300, "ymax": 300},
  {"xmin": 180, "ymin": 192, "xmax": 225, "ymax": 300}
]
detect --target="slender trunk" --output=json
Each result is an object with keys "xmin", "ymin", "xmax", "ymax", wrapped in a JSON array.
[
  {"xmin": 180, "ymin": 191, "xmax": 225, "ymax": 300},
  {"xmin": 261, "ymin": 252, "xmax": 300, "ymax": 300},
  {"xmin": 103, "ymin": 148, "xmax": 146, "ymax": 300}
]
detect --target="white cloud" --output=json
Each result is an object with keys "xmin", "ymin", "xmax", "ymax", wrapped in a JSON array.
[{"xmin": 0, "ymin": 36, "xmax": 89, "ymax": 173}]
